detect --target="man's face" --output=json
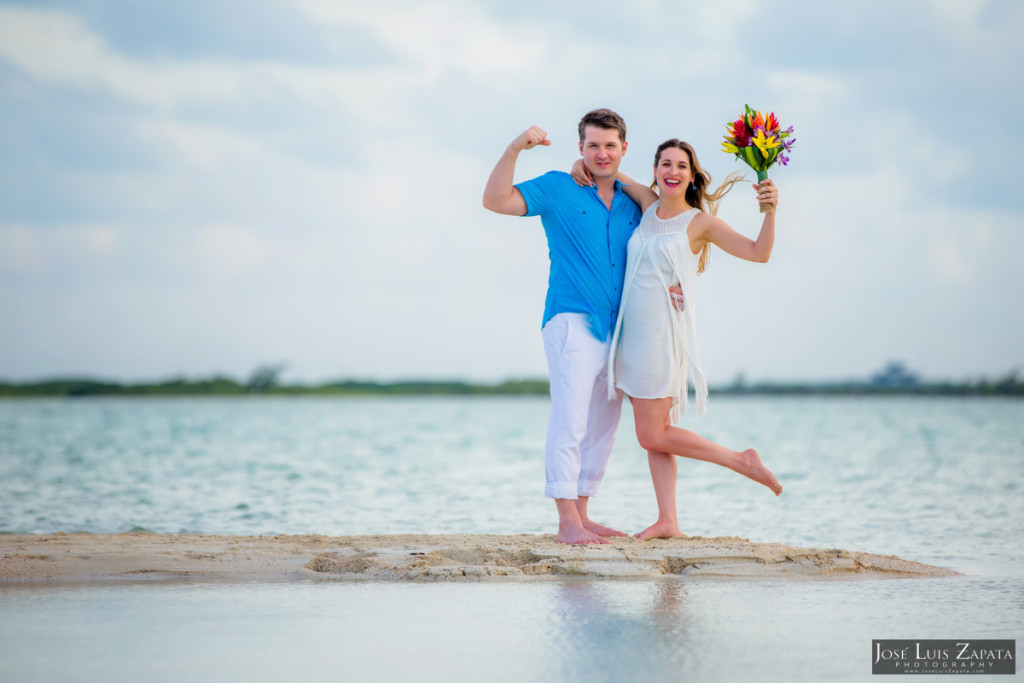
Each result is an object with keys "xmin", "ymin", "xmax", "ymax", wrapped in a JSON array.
[{"xmin": 579, "ymin": 125, "xmax": 627, "ymax": 180}]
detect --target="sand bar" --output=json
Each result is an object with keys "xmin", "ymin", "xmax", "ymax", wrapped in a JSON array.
[{"xmin": 0, "ymin": 533, "xmax": 959, "ymax": 583}]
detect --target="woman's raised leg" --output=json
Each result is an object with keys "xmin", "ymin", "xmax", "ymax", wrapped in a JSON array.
[{"xmin": 631, "ymin": 396, "xmax": 783, "ymax": 494}]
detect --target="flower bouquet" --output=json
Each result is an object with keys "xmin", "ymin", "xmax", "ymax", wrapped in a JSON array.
[{"xmin": 721, "ymin": 105, "xmax": 795, "ymax": 213}]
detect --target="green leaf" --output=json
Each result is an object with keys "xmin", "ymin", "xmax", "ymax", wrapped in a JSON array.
[{"xmin": 742, "ymin": 145, "xmax": 763, "ymax": 171}]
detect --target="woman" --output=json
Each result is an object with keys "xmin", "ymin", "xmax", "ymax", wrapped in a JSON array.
[{"xmin": 573, "ymin": 139, "xmax": 783, "ymax": 540}]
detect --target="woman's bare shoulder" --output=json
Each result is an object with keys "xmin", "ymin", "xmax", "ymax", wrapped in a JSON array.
[{"xmin": 688, "ymin": 210, "xmax": 716, "ymax": 232}]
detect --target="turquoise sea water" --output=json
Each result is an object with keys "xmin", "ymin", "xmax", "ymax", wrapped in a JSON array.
[{"xmin": 1, "ymin": 396, "xmax": 1022, "ymax": 682}]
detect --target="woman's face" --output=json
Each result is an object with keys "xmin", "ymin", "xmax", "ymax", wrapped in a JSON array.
[{"xmin": 655, "ymin": 146, "xmax": 693, "ymax": 197}]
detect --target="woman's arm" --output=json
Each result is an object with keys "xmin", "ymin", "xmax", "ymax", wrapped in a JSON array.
[
  {"xmin": 691, "ymin": 180, "xmax": 778, "ymax": 263},
  {"xmin": 617, "ymin": 170, "xmax": 658, "ymax": 212},
  {"xmin": 569, "ymin": 160, "xmax": 658, "ymax": 211}
]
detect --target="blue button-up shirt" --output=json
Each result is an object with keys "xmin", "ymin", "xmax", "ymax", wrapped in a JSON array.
[{"xmin": 515, "ymin": 171, "xmax": 641, "ymax": 341}]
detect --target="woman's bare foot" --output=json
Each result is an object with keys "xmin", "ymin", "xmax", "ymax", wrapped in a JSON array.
[
  {"xmin": 635, "ymin": 520, "xmax": 683, "ymax": 540},
  {"xmin": 583, "ymin": 520, "xmax": 629, "ymax": 537},
  {"xmin": 556, "ymin": 525, "xmax": 610, "ymax": 545},
  {"xmin": 736, "ymin": 448, "xmax": 783, "ymax": 495}
]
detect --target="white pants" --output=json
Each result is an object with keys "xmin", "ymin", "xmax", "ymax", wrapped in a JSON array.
[{"xmin": 542, "ymin": 313, "xmax": 624, "ymax": 499}]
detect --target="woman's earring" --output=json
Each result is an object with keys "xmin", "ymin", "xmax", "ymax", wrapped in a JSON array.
[{"xmin": 691, "ymin": 183, "xmax": 697, "ymax": 191}]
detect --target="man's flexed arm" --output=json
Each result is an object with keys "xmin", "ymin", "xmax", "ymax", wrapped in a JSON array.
[{"xmin": 482, "ymin": 126, "xmax": 551, "ymax": 216}]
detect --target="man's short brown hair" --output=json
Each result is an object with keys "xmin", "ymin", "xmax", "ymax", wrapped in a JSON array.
[{"xmin": 577, "ymin": 108, "xmax": 627, "ymax": 144}]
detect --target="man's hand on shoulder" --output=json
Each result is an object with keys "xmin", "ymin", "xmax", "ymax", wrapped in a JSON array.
[{"xmin": 669, "ymin": 284, "xmax": 684, "ymax": 312}]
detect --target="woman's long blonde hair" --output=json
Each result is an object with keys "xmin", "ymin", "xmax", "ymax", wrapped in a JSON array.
[{"xmin": 652, "ymin": 139, "xmax": 745, "ymax": 274}]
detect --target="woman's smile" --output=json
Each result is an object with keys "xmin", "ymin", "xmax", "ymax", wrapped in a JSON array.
[{"xmin": 656, "ymin": 147, "xmax": 692, "ymax": 193}]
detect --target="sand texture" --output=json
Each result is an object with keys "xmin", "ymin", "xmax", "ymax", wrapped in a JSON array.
[{"xmin": 0, "ymin": 533, "xmax": 959, "ymax": 583}]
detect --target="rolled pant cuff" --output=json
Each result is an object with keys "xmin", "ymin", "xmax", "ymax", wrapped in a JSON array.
[
  {"xmin": 577, "ymin": 479, "xmax": 601, "ymax": 498},
  {"xmin": 545, "ymin": 482, "xmax": 579, "ymax": 500}
]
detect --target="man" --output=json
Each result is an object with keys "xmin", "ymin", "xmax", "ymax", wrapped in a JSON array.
[{"xmin": 482, "ymin": 109, "xmax": 640, "ymax": 545}]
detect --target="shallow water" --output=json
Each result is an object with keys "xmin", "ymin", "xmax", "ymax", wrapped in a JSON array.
[
  {"xmin": 1, "ymin": 396, "xmax": 1021, "ymax": 571},
  {"xmin": 1, "ymin": 574, "xmax": 1018, "ymax": 683},
  {"xmin": 1, "ymin": 396, "xmax": 1022, "ymax": 681}
]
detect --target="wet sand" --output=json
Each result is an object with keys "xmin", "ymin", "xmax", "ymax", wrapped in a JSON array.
[{"xmin": 0, "ymin": 533, "xmax": 960, "ymax": 583}]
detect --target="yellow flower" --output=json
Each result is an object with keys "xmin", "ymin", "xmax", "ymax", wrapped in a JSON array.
[
  {"xmin": 752, "ymin": 129, "xmax": 780, "ymax": 158},
  {"xmin": 721, "ymin": 141, "xmax": 739, "ymax": 154}
]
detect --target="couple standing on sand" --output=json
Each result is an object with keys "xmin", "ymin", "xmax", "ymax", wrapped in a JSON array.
[{"xmin": 483, "ymin": 108, "xmax": 784, "ymax": 545}]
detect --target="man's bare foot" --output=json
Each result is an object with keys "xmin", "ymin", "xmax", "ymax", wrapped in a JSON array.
[
  {"xmin": 556, "ymin": 525, "xmax": 610, "ymax": 545},
  {"xmin": 583, "ymin": 519, "xmax": 629, "ymax": 537},
  {"xmin": 736, "ymin": 448, "xmax": 783, "ymax": 495},
  {"xmin": 635, "ymin": 520, "xmax": 683, "ymax": 540}
]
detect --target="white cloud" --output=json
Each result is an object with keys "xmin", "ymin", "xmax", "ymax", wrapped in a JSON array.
[
  {"xmin": 0, "ymin": 2, "xmax": 551, "ymax": 145},
  {"xmin": 929, "ymin": 243, "xmax": 970, "ymax": 283},
  {"xmin": 137, "ymin": 120, "xmax": 266, "ymax": 168},
  {"xmin": 0, "ymin": 223, "xmax": 120, "ymax": 275},
  {"xmin": 0, "ymin": 7, "xmax": 244, "ymax": 106},
  {"xmin": 767, "ymin": 71, "xmax": 851, "ymax": 115},
  {"xmin": 689, "ymin": 0, "xmax": 762, "ymax": 43},
  {"xmin": 68, "ymin": 225, "xmax": 120, "ymax": 262},
  {"xmin": 295, "ymin": 0, "xmax": 548, "ymax": 78},
  {"xmin": 0, "ymin": 6, "xmax": 464, "ymax": 118},
  {"xmin": 0, "ymin": 225, "xmax": 45, "ymax": 273},
  {"xmin": 195, "ymin": 223, "xmax": 269, "ymax": 279},
  {"xmin": 928, "ymin": 0, "xmax": 987, "ymax": 28}
]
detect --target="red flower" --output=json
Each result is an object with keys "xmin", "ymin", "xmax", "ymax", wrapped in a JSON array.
[
  {"xmin": 766, "ymin": 112, "xmax": 779, "ymax": 133},
  {"xmin": 731, "ymin": 118, "xmax": 751, "ymax": 146}
]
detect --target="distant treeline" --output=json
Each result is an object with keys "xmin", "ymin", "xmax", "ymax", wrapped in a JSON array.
[
  {"xmin": 1, "ymin": 373, "xmax": 1023, "ymax": 397},
  {"xmin": 713, "ymin": 376, "xmax": 1024, "ymax": 397},
  {"xmin": 0, "ymin": 377, "xmax": 551, "ymax": 398}
]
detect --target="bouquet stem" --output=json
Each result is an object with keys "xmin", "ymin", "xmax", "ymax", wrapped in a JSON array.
[{"xmin": 756, "ymin": 169, "xmax": 772, "ymax": 213}]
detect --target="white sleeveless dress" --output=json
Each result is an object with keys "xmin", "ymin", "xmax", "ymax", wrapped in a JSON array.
[{"xmin": 608, "ymin": 202, "xmax": 708, "ymax": 421}]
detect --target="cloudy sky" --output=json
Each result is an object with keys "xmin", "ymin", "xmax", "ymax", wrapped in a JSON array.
[{"xmin": 1, "ymin": 0, "xmax": 1021, "ymax": 385}]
